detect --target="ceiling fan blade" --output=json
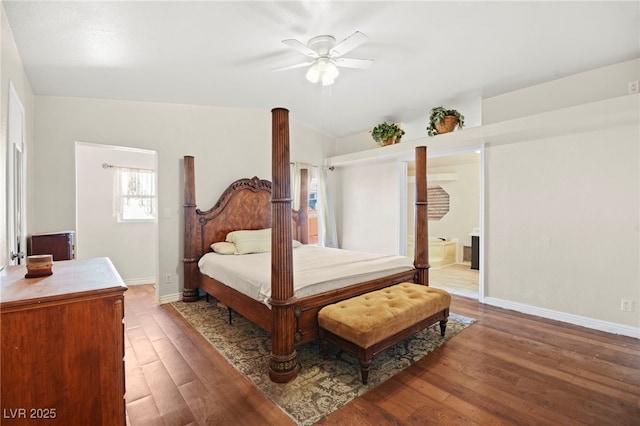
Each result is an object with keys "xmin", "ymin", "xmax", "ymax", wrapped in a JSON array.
[
  {"xmin": 272, "ymin": 61, "xmax": 315, "ymax": 72},
  {"xmin": 330, "ymin": 31, "xmax": 368, "ymax": 57},
  {"xmin": 282, "ymin": 39, "xmax": 318, "ymax": 58},
  {"xmin": 334, "ymin": 57, "xmax": 373, "ymax": 69}
]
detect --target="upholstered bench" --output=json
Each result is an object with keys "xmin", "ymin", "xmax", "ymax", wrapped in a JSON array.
[{"xmin": 318, "ymin": 283, "xmax": 451, "ymax": 384}]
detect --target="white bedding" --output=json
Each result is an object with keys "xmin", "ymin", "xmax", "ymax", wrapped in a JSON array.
[{"xmin": 197, "ymin": 245, "xmax": 415, "ymax": 306}]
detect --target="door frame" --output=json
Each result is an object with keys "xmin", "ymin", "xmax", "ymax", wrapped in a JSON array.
[
  {"xmin": 398, "ymin": 144, "xmax": 485, "ymax": 301},
  {"xmin": 6, "ymin": 81, "xmax": 27, "ymax": 265},
  {"xmin": 75, "ymin": 141, "xmax": 159, "ymax": 301}
]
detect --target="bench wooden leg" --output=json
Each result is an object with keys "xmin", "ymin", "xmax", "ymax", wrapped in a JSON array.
[
  {"xmin": 439, "ymin": 318, "xmax": 448, "ymax": 336},
  {"xmin": 359, "ymin": 358, "xmax": 372, "ymax": 385}
]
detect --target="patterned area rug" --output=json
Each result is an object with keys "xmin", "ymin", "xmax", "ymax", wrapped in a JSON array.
[{"xmin": 172, "ymin": 297, "xmax": 474, "ymax": 425}]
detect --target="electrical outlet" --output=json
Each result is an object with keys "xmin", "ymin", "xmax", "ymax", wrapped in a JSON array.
[
  {"xmin": 165, "ymin": 273, "xmax": 172, "ymax": 283},
  {"xmin": 628, "ymin": 80, "xmax": 639, "ymax": 94},
  {"xmin": 621, "ymin": 299, "xmax": 633, "ymax": 312}
]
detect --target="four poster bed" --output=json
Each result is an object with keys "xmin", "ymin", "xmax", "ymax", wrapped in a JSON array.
[{"xmin": 183, "ymin": 108, "xmax": 431, "ymax": 383}]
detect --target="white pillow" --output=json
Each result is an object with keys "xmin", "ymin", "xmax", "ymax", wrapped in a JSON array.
[
  {"xmin": 211, "ymin": 241, "xmax": 237, "ymax": 255},
  {"xmin": 226, "ymin": 228, "xmax": 271, "ymax": 255}
]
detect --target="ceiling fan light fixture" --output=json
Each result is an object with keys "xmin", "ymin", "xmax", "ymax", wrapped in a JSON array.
[
  {"xmin": 321, "ymin": 75, "xmax": 335, "ymax": 86},
  {"xmin": 305, "ymin": 64, "xmax": 321, "ymax": 83},
  {"xmin": 306, "ymin": 58, "xmax": 339, "ymax": 86},
  {"xmin": 279, "ymin": 31, "xmax": 371, "ymax": 86}
]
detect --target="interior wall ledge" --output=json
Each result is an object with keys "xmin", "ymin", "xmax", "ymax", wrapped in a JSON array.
[{"xmin": 326, "ymin": 94, "xmax": 640, "ymax": 168}]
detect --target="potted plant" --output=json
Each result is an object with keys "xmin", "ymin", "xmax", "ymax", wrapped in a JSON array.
[
  {"xmin": 426, "ymin": 106, "xmax": 465, "ymax": 136},
  {"xmin": 370, "ymin": 122, "xmax": 405, "ymax": 146}
]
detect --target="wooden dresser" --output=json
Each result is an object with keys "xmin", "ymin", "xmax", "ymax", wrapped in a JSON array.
[
  {"xmin": 1, "ymin": 257, "xmax": 127, "ymax": 425},
  {"xmin": 29, "ymin": 231, "xmax": 75, "ymax": 261}
]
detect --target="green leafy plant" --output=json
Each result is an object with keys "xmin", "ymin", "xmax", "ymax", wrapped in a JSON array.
[
  {"xmin": 427, "ymin": 106, "xmax": 465, "ymax": 136},
  {"xmin": 370, "ymin": 122, "xmax": 405, "ymax": 145}
]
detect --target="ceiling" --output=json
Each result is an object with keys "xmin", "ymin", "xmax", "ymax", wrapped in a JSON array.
[{"xmin": 3, "ymin": 1, "xmax": 639, "ymax": 139}]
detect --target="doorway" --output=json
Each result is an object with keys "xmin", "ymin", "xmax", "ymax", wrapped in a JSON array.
[
  {"xmin": 404, "ymin": 148, "xmax": 483, "ymax": 299},
  {"xmin": 75, "ymin": 142, "xmax": 158, "ymax": 294}
]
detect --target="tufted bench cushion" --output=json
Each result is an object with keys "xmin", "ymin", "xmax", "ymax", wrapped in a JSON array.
[{"xmin": 318, "ymin": 282, "xmax": 451, "ymax": 384}]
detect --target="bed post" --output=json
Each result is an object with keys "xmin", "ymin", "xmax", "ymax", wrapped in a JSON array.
[
  {"xmin": 183, "ymin": 155, "xmax": 200, "ymax": 302},
  {"xmin": 414, "ymin": 146, "xmax": 430, "ymax": 285},
  {"xmin": 269, "ymin": 108, "xmax": 299, "ymax": 383}
]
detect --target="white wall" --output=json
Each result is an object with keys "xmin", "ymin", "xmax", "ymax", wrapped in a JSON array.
[
  {"xmin": 0, "ymin": 5, "xmax": 34, "ymax": 266},
  {"xmin": 76, "ymin": 143, "xmax": 157, "ymax": 284},
  {"xmin": 337, "ymin": 161, "xmax": 401, "ymax": 254},
  {"xmin": 483, "ymin": 58, "xmax": 640, "ymax": 123},
  {"xmin": 32, "ymin": 97, "xmax": 331, "ymax": 300},
  {"xmin": 480, "ymin": 59, "xmax": 640, "ymax": 331},
  {"xmin": 485, "ymin": 125, "xmax": 638, "ymax": 328},
  {"xmin": 331, "ymin": 131, "xmax": 379, "ymax": 157}
]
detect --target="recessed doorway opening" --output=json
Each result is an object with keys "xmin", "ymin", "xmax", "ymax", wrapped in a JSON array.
[{"xmin": 403, "ymin": 147, "xmax": 483, "ymax": 299}]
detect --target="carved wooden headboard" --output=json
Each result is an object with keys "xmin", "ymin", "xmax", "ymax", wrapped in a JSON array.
[
  {"xmin": 183, "ymin": 157, "xmax": 309, "ymax": 264},
  {"xmin": 195, "ymin": 176, "xmax": 272, "ymax": 255}
]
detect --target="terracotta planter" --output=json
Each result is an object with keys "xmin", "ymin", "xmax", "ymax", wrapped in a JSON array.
[
  {"xmin": 381, "ymin": 136, "xmax": 397, "ymax": 146},
  {"xmin": 434, "ymin": 116, "xmax": 459, "ymax": 134}
]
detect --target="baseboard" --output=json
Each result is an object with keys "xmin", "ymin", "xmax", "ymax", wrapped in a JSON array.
[
  {"xmin": 483, "ymin": 297, "xmax": 640, "ymax": 339},
  {"xmin": 159, "ymin": 292, "xmax": 181, "ymax": 304},
  {"xmin": 124, "ymin": 277, "xmax": 156, "ymax": 286}
]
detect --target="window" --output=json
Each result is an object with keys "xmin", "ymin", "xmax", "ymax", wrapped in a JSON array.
[
  {"xmin": 115, "ymin": 168, "xmax": 157, "ymax": 222},
  {"xmin": 427, "ymin": 186, "xmax": 450, "ymax": 220}
]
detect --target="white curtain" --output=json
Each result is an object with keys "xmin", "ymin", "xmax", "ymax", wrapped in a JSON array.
[
  {"xmin": 290, "ymin": 163, "xmax": 302, "ymax": 211},
  {"xmin": 291, "ymin": 162, "xmax": 313, "ymax": 210},
  {"xmin": 317, "ymin": 166, "xmax": 338, "ymax": 248},
  {"xmin": 290, "ymin": 162, "xmax": 337, "ymax": 247},
  {"xmin": 114, "ymin": 167, "xmax": 157, "ymax": 221}
]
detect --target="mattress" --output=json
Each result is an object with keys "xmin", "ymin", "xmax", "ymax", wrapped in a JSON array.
[{"xmin": 197, "ymin": 245, "xmax": 415, "ymax": 306}]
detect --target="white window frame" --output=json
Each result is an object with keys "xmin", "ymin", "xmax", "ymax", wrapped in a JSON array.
[{"xmin": 115, "ymin": 167, "xmax": 157, "ymax": 223}]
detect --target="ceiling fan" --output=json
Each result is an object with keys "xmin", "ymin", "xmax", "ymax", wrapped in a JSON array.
[{"xmin": 273, "ymin": 31, "xmax": 373, "ymax": 86}]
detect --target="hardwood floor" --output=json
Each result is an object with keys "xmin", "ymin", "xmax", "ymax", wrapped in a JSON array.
[
  {"xmin": 124, "ymin": 284, "xmax": 640, "ymax": 425},
  {"xmin": 430, "ymin": 263, "xmax": 479, "ymax": 298},
  {"xmin": 124, "ymin": 284, "xmax": 294, "ymax": 425}
]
